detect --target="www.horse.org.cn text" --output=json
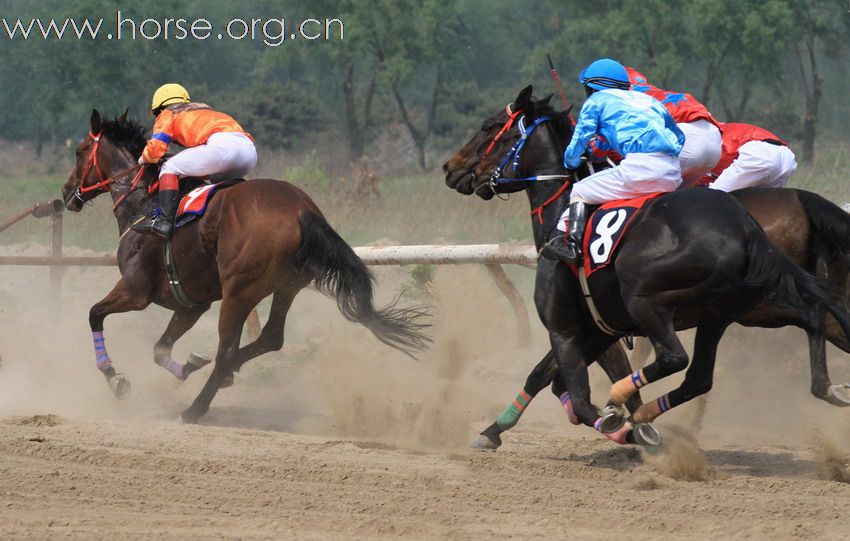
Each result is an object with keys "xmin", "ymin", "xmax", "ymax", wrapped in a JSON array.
[{"xmin": 1, "ymin": 11, "xmax": 345, "ymax": 47}]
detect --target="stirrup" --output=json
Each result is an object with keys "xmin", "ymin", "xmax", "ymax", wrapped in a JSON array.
[{"xmin": 540, "ymin": 235, "xmax": 582, "ymax": 264}]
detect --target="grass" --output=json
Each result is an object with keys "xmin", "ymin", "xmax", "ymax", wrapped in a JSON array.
[{"xmin": 2, "ymin": 141, "xmax": 849, "ymax": 254}]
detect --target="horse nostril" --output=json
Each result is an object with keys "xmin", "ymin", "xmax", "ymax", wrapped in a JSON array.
[{"xmin": 442, "ymin": 162, "xmax": 449, "ymax": 174}]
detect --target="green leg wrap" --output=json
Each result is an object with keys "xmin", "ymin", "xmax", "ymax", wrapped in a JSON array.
[{"xmin": 495, "ymin": 390, "xmax": 533, "ymax": 430}]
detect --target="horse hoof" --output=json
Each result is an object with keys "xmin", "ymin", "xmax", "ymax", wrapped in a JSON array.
[
  {"xmin": 179, "ymin": 411, "xmax": 199, "ymax": 425},
  {"xmin": 107, "ymin": 373, "xmax": 131, "ymax": 400},
  {"xmin": 826, "ymin": 384, "xmax": 850, "ymax": 407},
  {"xmin": 186, "ymin": 352, "xmax": 212, "ymax": 370},
  {"xmin": 599, "ymin": 405, "xmax": 626, "ymax": 433},
  {"xmin": 470, "ymin": 434, "xmax": 499, "ymax": 450},
  {"xmin": 633, "ymin": 423, "xmax": 663, "ymax": 449},
  {"xmin": 220, "ymin": 374, "xmax": 235, "ymax": 388}
]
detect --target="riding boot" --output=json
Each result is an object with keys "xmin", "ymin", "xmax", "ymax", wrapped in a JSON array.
[
  {"xmin": 540, "ymin": 201, "xmax": 589, "ymax": 264},
  {"xmin": 132, "ymin": 174, "xmax": 179, "ymax": 239}
]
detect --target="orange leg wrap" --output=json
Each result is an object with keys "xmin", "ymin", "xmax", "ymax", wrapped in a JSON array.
[
  {"xmin": 633, "ymin": 400, "xmax": 663, "ymax": 423},
  {"xmin": 610, "ymin": 369, "xmax": 646, "ymax": 405}
]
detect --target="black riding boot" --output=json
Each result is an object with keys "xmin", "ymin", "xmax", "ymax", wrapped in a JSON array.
[
  {"xmin": 540, "ymin": 201, "xmax": 589, "ymax": 264},
  {"xmin": 132, "ymin": 188, "xmax": 178, "ymax": 239}
]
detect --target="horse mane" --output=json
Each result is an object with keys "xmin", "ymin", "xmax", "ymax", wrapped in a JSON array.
[
  {"xmin": 529, "ymin": 96, "xmax": 573, "ymax": 148},
  {"xmin": 102, "ymin": 116, "xmax": 148, "ymax": 157}
]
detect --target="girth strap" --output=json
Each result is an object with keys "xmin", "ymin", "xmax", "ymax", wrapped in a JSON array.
[
  {"xmin": 163, "ymin": 241, "xmax": 211, "ymax": 311},
  {"xmin": 577, "ymin": 270, "xmax": 620, "ymax": 336}
]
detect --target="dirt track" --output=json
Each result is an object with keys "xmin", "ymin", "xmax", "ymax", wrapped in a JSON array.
[{"xmin": 1, "ymin": 254, "xmax": 850, "ymax": 539}]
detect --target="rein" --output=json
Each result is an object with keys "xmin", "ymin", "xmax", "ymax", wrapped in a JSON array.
[{"xmin": 73, "ymin": 131, "xmax": 145, "ymax": 210}]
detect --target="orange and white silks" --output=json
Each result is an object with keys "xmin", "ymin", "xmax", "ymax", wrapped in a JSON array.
[{"xmin": 141, "ymin": 103, "xmax": 252, "ymax": 163}]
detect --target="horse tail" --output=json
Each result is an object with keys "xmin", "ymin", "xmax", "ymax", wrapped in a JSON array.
[
  {"xmin": 796, "ymin": 189, "xmax": 850, "ymax": 267},
  {"xmin": 742, "ymin": 228, "xmax": 850, "ymax": 341},
  {"xmin": 293, "ymin": 211, "xmax": 431, "ymax": 357}
]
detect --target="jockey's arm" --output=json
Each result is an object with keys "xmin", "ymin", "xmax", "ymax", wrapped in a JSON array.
[
  {"xmin": 563, "ymin": 98, "xmax": 600, "ymax": 170},
  {"xmin": 141, "ymin": 110, "xmax": 176, "ymax": 164}
]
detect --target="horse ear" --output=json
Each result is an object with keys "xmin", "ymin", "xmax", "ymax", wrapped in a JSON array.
[
  {"xmin": 90, "ymin": 109, "xmax": 102, "ymax": 134},
  {"xmin": 117, "ymin": 107, "xmax": 129, "ymax": 125},
  {"xmin": 541, "ymin": 94, "xmax": 553, "ymax": 106},
  {"xmin": 514, "ymin": 85, "xmax": 533, "ymax": 111}
]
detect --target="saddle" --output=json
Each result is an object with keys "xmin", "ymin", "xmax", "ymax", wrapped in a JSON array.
[
  {"xmin": 581, "ymin": 192, "xmax": 664, "ymax": 277},
  {"xmin": 175, "ymin": 178, "xmax": 245, "ymax": 228}
]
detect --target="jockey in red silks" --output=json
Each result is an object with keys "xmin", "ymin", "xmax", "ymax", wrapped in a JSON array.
[
  {"xmin": 700, "ymin": 122, "xmax": 797, "ymax": 191},
  {"xmin": 133, "ymin": 83, "xmax": 257, "ymax": 239},
  {"xmin": 626, "ymin": 68, "xmax": 722, "ymax": 187},
  {"xmin": 589, "ymin": 68, "xmax": 723, "ymax": 188}
]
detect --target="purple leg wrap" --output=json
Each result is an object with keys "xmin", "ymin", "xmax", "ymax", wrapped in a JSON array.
[
  {"xmin": 92, "ymin": 331, "xmax": 112, "ymax": 371},
  {"xmin": 559, "ymin": 392, "xmax": 580, "ymax": 425},
  {"xmin": 156, "ymin": 357, "xmax": 186, "ymax": 381}
]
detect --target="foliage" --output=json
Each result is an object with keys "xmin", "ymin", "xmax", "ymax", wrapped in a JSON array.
[{"xmin": 0, "ymin": 0, "xmax": 849, "ymax": 167}]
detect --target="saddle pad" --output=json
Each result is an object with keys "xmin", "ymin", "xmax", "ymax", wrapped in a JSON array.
[
  {"xmin": 582, "ymin": 192, "xmax": 664, "ymax": 277},
  {"xmin": 175, "ymin": 179, "xmax": 244, "ymax": 228}
]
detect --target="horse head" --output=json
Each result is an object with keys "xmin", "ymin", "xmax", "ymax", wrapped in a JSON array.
[
  {"xmin": 443, "ymin": 85, "xmax": 571, "ymax": 200},
  {"xmin": 62, "ymin": 108, "xmax": 149, "ymax": 212}
]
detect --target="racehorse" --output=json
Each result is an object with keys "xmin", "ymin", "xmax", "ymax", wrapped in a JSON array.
[
  {"xmin": 61, "ymin": 110, "xmax": 430, "ymax": 423},
  {"xmin": 444, "ymin": 86, "xmax": 850, "ymax": 445},
  {"xmin": 451, "ymin": 91, "xmax": 850, "ymax": 449}
]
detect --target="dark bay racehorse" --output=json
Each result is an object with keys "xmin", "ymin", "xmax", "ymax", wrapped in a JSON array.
[
  {"xmin": 452, "ymin": 91, "xmax": 850, "ymax": 449},
  {"xmin": 61, "ymin": 110, "xmax": 429, "ymax": 423},
  {"xmin": 444, "ymin": 86, "xmax": 850, "ymax": 446}
]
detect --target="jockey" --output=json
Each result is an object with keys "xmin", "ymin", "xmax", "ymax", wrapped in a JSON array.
[
  {"xmin": 133, "ymin": 83, "xmax": 257, "ymax": 239},
  {"xmin": 701, "ymin": 122, "xmax": 797, "ymax": 191},
  {"xmin": 541, "ymin": 58, "xmax": 685, "ymax": 264},
  {"xmin": 627, "ymin": 68, "xmax": 722, "ymax": 187}
]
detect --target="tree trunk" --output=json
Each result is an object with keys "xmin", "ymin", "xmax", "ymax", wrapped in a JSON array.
[
  {"xmin": 342, "ymin": 58, "xmax": 363, "ymax": 160},
  {"xmin": 794, "ymin": 33, "xmax": 823, "ymax": 165}
]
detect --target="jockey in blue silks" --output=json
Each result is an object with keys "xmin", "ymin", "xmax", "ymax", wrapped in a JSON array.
[{"xmin": 541, "ymin": 58, "xmax": 685, "ymax": 264}]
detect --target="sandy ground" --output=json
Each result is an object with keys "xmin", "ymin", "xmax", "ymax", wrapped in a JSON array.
[{"xmin": 1, "ymin": 248, "xmax": 850, "ymax": 540}]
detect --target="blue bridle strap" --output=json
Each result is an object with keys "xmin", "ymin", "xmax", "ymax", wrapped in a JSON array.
[{"xmin": 489, "ymin": 115, "xmax": 569, "ymax": 185}]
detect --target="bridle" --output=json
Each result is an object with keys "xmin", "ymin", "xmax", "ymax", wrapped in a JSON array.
[
  {"xmin": 70, "ymin": 131, "xmax": 146, "ymax": 210},
  {"xmin": 476, "ymin": 105, "xmax": 572, "ymax": 220}
]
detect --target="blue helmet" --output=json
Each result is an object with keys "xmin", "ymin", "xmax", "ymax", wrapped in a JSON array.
[{"xmin": 579, "ymin": 58, "xmax": 630, "ymax": 91}]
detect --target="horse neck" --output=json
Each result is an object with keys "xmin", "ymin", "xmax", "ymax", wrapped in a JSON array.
[{"xmin": 516, "ymin": 123, "xmax": 572, "ymax": 248}]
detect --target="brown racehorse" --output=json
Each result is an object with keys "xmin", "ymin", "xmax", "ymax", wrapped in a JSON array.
[{"xmin": 61, "ymin": 110, "xmax": 430, "ymax": 423}]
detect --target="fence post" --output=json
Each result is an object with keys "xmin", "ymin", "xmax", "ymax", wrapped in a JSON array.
[
  {"xmin": 485, "ymin": 264, "xmax": 531, "ymax": 347},
  {"xmin": 50, "ymin": 210, "xmax": 63, "ymax": 304}
]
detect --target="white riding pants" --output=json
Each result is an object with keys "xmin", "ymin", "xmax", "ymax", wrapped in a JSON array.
[
  {"xmin": 560, "ymin": 152, "xmax": 681, "ymax": 231},
  {"xmin": 708, "ymin": 140, "xmax": 797, "ymax": 192},
  {"xmin": 677, "ymin": 120, "xmax": 722, "ymax": 187},
  {"xmin": 161, "ymin": 132, "xmax": 257, "ymax": 181}
]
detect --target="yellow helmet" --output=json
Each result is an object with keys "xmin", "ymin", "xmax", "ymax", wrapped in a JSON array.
[{"xmin": 151, "ymin": 83, "xmax": 190, "ymax": 113}]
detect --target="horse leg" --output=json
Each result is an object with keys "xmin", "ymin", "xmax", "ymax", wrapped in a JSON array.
[
  {"xmin": 609, "ymin": 304, "xmax": 690, "ymax": 408},
  {"xmin": 633, "ymin": 320, "xmax": 727, "ymax": 423},
  {"xmin": 595, "ymin": 341, "xmax": 643, "ymax": 415},
  {"xmin": 231, "ymin": 289, "xmax": 297, "ymax": 372},
  {"xmin": 471, "ymin": 349, "xmax": 559, "ymax": 450},
  {"xmin": 153, "ymin": 309, "xmax": 207, "ymax": 381},
  {"xmin": 180, "ymin": 292, "xmax": 255, "ymax": 424},
  {"xmin": 89, "ymin": 279, "xmax": 151, "ymax": 399}
]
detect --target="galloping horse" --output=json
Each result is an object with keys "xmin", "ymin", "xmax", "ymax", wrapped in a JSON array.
[
  {"xmin": 444, "ymin": 86, "xmax": 850, "ymax": 445},
  {"xmin": 61, "ymin": 110, "xmax": 429, "ymax": 423},
  {"xmin": 449, "ymin": 89, "xmax": 850, "ymax": 449}
]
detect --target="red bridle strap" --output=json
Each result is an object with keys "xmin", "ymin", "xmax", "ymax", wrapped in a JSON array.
[
  {"xmin": 482, "ymin": 104, "xmax": 522, "ymax": 159},
  {"xmin": 76, "ymin": 131, "xmax": 144, "ymax": 205},
  {"xmin": 111, "ymin": 166, "xmax": 148, "ymax": 210},
  {"xmin": 530, "ymin": 178, "xmax": 572, "ymax": 225}
]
